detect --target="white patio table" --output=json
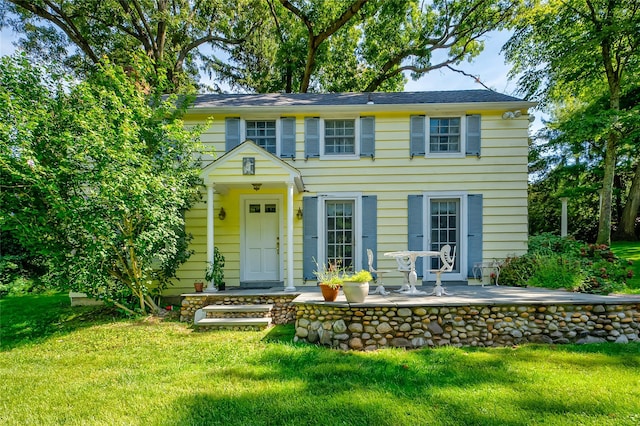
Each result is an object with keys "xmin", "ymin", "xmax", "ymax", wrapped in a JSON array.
[{"xmin": 383, "ymin": 250, "xmax": 440, "ymax": 295}]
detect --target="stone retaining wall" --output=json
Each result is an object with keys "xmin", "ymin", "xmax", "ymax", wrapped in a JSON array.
[
  {"xmin": 294, "ymin": 303, "xmax": 640, "ymax": 350},
  {"xmin": 181, "ymin": 294, "xmax": 297, "ymax": 324}
]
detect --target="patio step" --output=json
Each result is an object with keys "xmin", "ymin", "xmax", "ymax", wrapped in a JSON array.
[
  {"xmin": 194, "ymin": 304, "xmax": 274, "ymax": 331},
  {"xmin": 203, "ymin": 304, "xmax": 273, "ymax": 316}
]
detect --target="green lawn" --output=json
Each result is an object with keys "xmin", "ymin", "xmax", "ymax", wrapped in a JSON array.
[
  {"xmin": 1, "ymin": 293, "xmax": 640, "ymax": 426},
  {"xmin": 611, "ymin": 241, "xmax": 640, "ymax": 291}
]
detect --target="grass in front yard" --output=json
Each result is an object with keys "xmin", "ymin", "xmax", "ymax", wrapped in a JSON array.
[
  {"xmin": 1, "ymin": 293, "xmax": 639, "ymax": 426},
  {"xmin": 611, "ymin": 241, "xmax": 640, "ymax": 291}
]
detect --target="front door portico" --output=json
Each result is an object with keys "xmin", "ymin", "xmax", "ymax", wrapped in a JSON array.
[{"xmin": 201, "ymin": 141, "xmax": 304, "ymax": 291}]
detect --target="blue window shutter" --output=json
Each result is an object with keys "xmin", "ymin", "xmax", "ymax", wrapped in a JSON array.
[
  {"xmin": 408, "ymin": 195, "xmax": 424, "ymax": 277},
  {"xmin": 466, "ymin": 114, "xmax": 481, "ymax": 157},
  {"xmin": 467, "ymin": 194, "xmax": 483, "ymax": 278},
  {"xmin": 280, "ymin": 117, "xmax": 296, "ymax": 159},
  {"xmin": 361, "ymin": 196, "xmax": 377, "ymax": 271},
  {"xmin": 303, "ymin": 196, "xmax": 318, "ymax": 281},
  {"xmin": 410, "ymin": 115, "xmax": 426, "ymax": 158},
  {"xmin": 225, "ymin": 117, "xmax": 241, "ymax": 151},
  {"xmin": 360, "ymin": 116, "xmax": 375, "ymax": 159},
  {"xmin": 304, "ymin": 117, "xmax": 320, "ymax": 158}
]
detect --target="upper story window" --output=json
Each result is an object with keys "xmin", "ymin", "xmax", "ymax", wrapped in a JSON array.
[
  {"xmin": 246, "ymin": 120, "xmax": 276, "ymax": 154},
  {"xmin": 324, "ymin": 119, "xmax": 355, "ymax": 155},
  {"xmin": 225, "ymin": 117, "xmax": 296, "ymax": 159},
  {"xmin": 430, "ymin": 118, "xmax": 460, "ymax": 153},
  {"xmin": 410, "ymin": 114, "xmax": 481, "ymax": 158},
  {"xmin": 304, "ymin": 117, "xmax": 374, "ymax": 160}
]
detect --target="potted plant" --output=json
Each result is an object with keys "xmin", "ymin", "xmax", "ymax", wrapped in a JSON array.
[
  {"xmin": 342, "ymin": 270, "xmax": 373, "ymax": 303},
  {"xmin": 205, "ymin": 246, "xmax": 225, "ymax": 291},
  {"xmin": 313, "ymin": 258, "xmax": 343, "ymax": 301},
  {"xmin": 193, "ymin": 280, "xmax": 204, "ymax": 293}
]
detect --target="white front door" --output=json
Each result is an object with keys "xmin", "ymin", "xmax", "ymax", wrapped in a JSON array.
[{"xmin": 243, "ymin": 199, "xmax": 280, "ymax": 281}]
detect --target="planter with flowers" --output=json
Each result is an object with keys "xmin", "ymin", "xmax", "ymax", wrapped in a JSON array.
[
  {"xmin": 342, "ymin": 270, "xmax": 373, "ymax": 303},
  {"xmin": 313, "ymin": 259, "xmax": 343, "ymax": 301}
]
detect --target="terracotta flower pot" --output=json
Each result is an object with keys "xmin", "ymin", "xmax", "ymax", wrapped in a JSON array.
[
  {"xmin": 319, "ymin": 283, "xmax": 340, "ymax": 301},
  {"xmin": 194, "ymin": 282, "xmax": 204, "ymax": 293},
  {"xmin": 342, "ymin": 281, "xmax": 369, "ymax": 303}
]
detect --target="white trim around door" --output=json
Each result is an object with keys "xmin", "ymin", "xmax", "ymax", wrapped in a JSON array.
[{"xmin": 240, "ymin": 194, "xmax": 284, "ymax": 283}]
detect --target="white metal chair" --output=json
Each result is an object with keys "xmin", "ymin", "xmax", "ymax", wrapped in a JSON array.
[
  {"xmin": 429, "ymin": 244, "xmax": 456, "ymax": 296},
  {"xmin": 367, "ymin": 248, "xmax": 391, "ymax": 295}
]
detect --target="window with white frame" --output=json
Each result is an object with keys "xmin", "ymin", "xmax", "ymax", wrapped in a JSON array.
[
  {"xmin": 429, "ymin": 198, "xmax": 461, "ymax": 273},
  {"xmin": 325, "ymin": 200, "xmax": 354, "ymax": 269},
  {"xmin": 429, "ymin": 117, "xmax": 461, "ymax": 153},
  {"xmin": 324, "ymin": 119, "xmax": 355, "ymax": 155},
  {"xmin": 246, "ymin": 120, "xmax": 277, "ymax": 154}
]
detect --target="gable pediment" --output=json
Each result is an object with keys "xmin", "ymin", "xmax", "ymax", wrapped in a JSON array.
[{"xmin": 201, "ymin": 140, "xmax": 304, "ymax": 193}]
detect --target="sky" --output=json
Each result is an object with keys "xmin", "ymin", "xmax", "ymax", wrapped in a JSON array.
[{"xmin": 0, "ymin": 26, "xmax": 542, "ymax": 130}]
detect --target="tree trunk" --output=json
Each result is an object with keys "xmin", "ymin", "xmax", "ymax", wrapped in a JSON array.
[
  {"xmin": 596, "ymin": 132, "xmax": 617, "ymax": 245},
  {"xmin": 618, "ymin": 160, "xmax": 640, "ymax": 240}
]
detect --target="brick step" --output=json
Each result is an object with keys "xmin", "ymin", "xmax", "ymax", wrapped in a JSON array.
[{"xmin": 194, "ymin": 317, "xmax": 272, "ymax": 330}]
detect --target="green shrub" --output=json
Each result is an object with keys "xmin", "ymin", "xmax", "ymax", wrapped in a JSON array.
[
  {"xmin": 526, "ymin": 254, "xmax": 585, "ymax": 290},
  {"xmin": 527, "ymin": 233, "xmax": 584, "ymax": 257},
  {"xmin": 498, "ymin": 255, "xmax": 537, "ymax": 287},
  {"xmin": 499, "ymin": 235, "xmax": 634, "ymax": 294}
]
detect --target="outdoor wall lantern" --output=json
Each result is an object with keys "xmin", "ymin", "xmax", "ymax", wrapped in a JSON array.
[
  {"xmin": 296, "ymin": 207, "xmax": 303, "ymax": 220},
  {"xmin": 218, "ymin": 207, "xmax": 226, "ymax": 220},
  {"xmin": 252, "ymin": 183, "xmax": 262, "ymax": 191}
]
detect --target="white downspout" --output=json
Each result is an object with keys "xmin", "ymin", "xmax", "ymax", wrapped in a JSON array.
[{"xmin": 285, "ymin": 181, "xmax": 296, "ymax": 291}]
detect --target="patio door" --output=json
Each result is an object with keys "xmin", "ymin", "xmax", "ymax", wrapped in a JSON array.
[
  {"xmin": 426, "ymin": 196, "xmax": 464, "ymax": 281},
  {"xmin": 243, "ymin": 199, "xmax": 280, "ymax": 281}
]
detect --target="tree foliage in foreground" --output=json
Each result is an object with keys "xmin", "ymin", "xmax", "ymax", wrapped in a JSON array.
[
  {"xmin": 0, "ymin": 55, "xmax": 203, "ymax": 314},
  {"xmin": 504, "ymin": 0, "xmax": 640, "ymax": 244}
]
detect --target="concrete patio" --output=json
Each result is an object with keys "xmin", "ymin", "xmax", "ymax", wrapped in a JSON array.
[
  {"xmin": 185, "ymin": 283, "xmax": 640, "ymax": 307},
  {"xmin": 291, "ymin": 283, "xmax": 640, "ymax": 306}
]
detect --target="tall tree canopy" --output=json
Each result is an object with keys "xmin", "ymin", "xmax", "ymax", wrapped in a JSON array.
[
  {"xmin": 221, "ymin": 0, "xmax": 521, "ymax": 93},
  {"xmin": 0, "ymin": 55, "xmax": 203, "ymax": 314},
  {"xmin": 2, "ymin": 0, "xmax": 520, "ymax": 93},
  {"xmin": 504, "ymin": 0, "xmax": 640, "ymax": 244},
  {"xmin": 0, "ymin": 0, "xmax": 261, "ymax": 92}
]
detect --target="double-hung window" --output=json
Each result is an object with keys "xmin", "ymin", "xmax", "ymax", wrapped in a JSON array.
[
  {"xmin": 429, "ymin": 118, "xmax": 461, "ymax": 154},
  {"xmin": 324, "ymin": 119, "xmax": 355, "ymax": 155},
  {"xmin": 246, "ymin": 120, "xmax": 277, "ymax": 154},
  {"xmin": 410, "ymin": 114, "xmax": 481, "ymax": 158}
]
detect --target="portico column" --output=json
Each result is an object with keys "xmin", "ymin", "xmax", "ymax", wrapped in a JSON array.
[
  {"xmin": 285, "ymin": 182, "xmax": 296, "ymax": 291},
  {"xmin": 205, "ymin": 184, "xmax": 217, "ymax": 292}
]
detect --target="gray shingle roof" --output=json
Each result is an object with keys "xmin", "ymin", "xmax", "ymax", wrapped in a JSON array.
[{"xmin": 192, "ymin": 90, "xmax": 525, "ymax": 109}]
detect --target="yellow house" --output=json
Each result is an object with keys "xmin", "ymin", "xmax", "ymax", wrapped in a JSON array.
[{"xmin": 172, "ymin": 90, "xmax": 534, "ymax": 294}]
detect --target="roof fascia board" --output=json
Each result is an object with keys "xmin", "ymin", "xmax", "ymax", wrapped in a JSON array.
[{"xmin": 189, "ymin": 101, "xmax": 536, "ymax": 116}]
